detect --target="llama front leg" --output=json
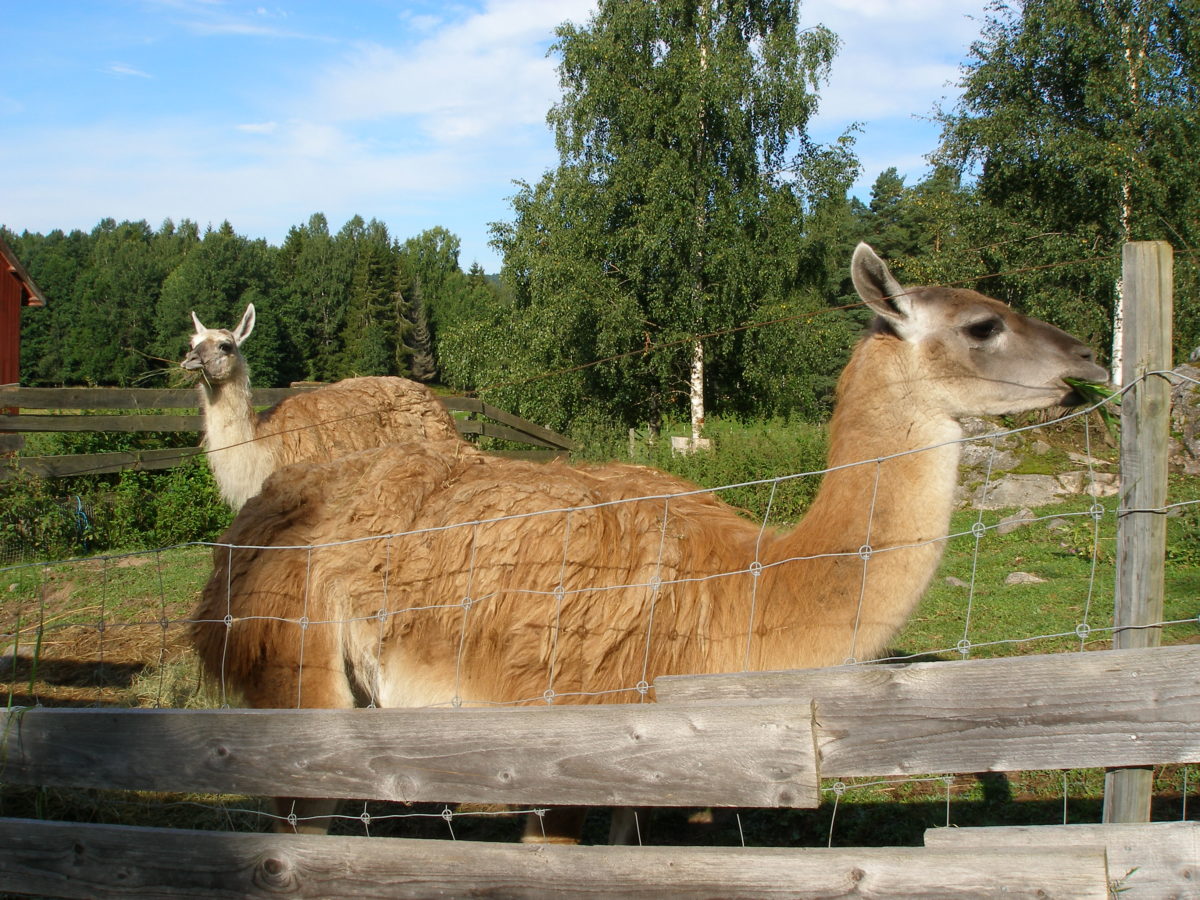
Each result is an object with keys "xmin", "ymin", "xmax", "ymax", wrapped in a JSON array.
[{"xmin": 521, "ymin": 806, "xmax": 588, "ymax": 844}]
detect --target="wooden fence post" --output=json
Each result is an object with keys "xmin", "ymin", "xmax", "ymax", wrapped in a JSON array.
[{"xmin": 1102, "ymin": 240, "xmax": 1173, "ymax": 823}]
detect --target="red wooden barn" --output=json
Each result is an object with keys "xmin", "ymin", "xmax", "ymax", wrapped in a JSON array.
[{"xmin": 1, "ymin": 233, "xmax": 48, "ymax": 417}]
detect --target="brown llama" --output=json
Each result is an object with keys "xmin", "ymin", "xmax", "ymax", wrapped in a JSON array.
[
  {"xmin": 190, "ymin": 244, "xmax": 1107, "ymax": 837},
  {"xmin": 182, "ymin": 304, "xmax": 460, "ymax": 510}
]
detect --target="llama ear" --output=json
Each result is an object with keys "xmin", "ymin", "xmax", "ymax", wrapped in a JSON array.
[
  {"xmin": 191, "ymin": 311, "xmax": 206, "ymax": 335},
  {"xmin": 233, "ymin": 304, "xmax": 256, "ymax": 345},
  {"xmin": 851, "ymin": 243, "xmax": 916, "ymax": 335}
]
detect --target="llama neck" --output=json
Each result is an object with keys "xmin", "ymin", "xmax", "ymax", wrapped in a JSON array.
[
  {"xmin": 760, "ymin": 336, "xmax": 965, "ymax": 666},
  {"xmin": 197, "ymin": 377, "xmax": 258, "ymax": 449},
  {"xmin": 197, "ymin": 374, "xmax": 273, "ymax": 509}
]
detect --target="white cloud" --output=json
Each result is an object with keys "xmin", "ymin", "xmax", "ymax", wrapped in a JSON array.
[
  {"xmin": 311, "ymin": 0, "xmax": 595, "ymax": 143},
  {"xmin": 107, "ymin": 63, "xmax": 153, "ymax": 79},
  {"xmin": 236, "ymin": 121, "xmax": 279, "ymax": 135}
]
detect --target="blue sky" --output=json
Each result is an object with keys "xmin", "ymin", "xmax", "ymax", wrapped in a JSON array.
[{"xmin": 1, "ymin": 0, "xmax": 990, "ymax": 272}]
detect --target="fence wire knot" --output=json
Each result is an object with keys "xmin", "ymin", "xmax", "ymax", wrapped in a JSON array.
[
  {"xmin": 858, "ymin": 544, "xmax": 873, "ymax": 562},
  {"xmin": 542, "ymin": 689, "xmax": 556, "ymax": 705},
  {"xmin": 749, "ymin": 561, "xmax": 763, "ymax": 578},
  {"xmin": 376, "ymin": 607, "xmax": 388, "ymax": 623},
  {"xmin": 553, "ymin": 584, "xmax": 566, "ymax": 602},
  {"xmin": 956, "ymin": 638, "xmax": 972, "ymax": 657},
  {"xmin": 222, "ymin": 614, "xmax": 234, "ymax": 628},
  {"xmin": 635, "ymin": 680, "xmax": 650, "ymax": 696},
  {"xmin": 460, "ymin": 596, "xmax": 474, "ymax": 611},
  {"xmin": 297, "ymin": 616, "xmax": 309, "ymax": 631},
  {"xmin": 829, "ymin": 781, "xmax": 847, "ymax": 797},
  {"xmin": 1075, "ymin": 622, "xmax": 1092, "ymax": 640},
  {"xmin": 971, "ymin": 521, "xmax": 988, "ymax": 539},
  {"xmin": 1090, "ymin": 502, "xmax": 1106, "ymax": 521}
]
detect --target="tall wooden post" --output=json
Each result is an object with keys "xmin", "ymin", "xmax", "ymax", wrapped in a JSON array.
[{"xmin": 1102, "ymin": 241, "xmax": 1173, "ymax": 823}]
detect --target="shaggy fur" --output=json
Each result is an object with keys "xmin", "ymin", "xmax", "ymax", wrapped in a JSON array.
[
  {"xmin": 189, "ymin": 244, "xmax": 1107, "ymax": 832},
  {"xmin": 182, "ymin": 304, "xmax": 460, "ymax": 510}
]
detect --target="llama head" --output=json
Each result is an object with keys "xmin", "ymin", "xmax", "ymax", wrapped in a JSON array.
[
  {"xmin": 181, "ymin": 303, "xmax": 256, "ymax": 386},
  {"xmin": 850, "ymin": 243, "xmax": 1108, "ymax": 419}
]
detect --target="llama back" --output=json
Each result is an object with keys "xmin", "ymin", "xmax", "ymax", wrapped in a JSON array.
[
  {"xmin": 256, "ymin": 376, "xmax": 459, "ymax": 467},
  {"xmin": 315, "ymin": 452, "xmax": 766, "ymax": 706}
]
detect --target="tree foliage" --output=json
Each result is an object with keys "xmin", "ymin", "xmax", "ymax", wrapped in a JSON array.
[
  {"xmin": 7, "ymin": 215, "xmax": 482, "ymax": 391},
  {"xmin": 470, "ymin": 0, "xmax": 855, "ymax": 431},
  {"xmin": 933, "ymin": 0, "xmax": 1200, "ymax": 360}
]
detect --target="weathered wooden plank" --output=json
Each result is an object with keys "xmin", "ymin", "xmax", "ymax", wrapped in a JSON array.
[
  {"xmin": 0, "ymin": 446, "xmax": 204, "ymax": 479},
  {"xmin": 456, "ymin": 418, "xmax": 566, "ymax": 450},
  {"xmin": 655, "ymin": 646, "xmax": 1200, "ymax": 777},
  {"xmin": 0, "ymin": 432, "xmax": 24, "ymax": 451},
  {"xmin": 0, "ymin": 819, "xmax": 1111, "ymax": 899},
  {"xmin": 441, "ymin": 396, "xmax": 579, "ymax": 451},
  {"xmin": 0, "ymin": 413, "xmax": 202, "ymax": 432},
  {"xmin": 0, "ymin": 386, "xmax": 308, "ymax": 409},
  {"xmin": 924, "ymin": 822, "xmax": 1198, "ymax": 899},
  {"xmin": 476, "ymin": 399, "xmax": 579, "ymax": 451},
  {"xmin": 0, "ymin": 702, "xmax": 817, "ymax": 809}
]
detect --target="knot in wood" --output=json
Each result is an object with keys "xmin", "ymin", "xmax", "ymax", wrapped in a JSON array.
[{"xmin": 254, "ymin": 855, "xmax": 298, "ymax": 892}]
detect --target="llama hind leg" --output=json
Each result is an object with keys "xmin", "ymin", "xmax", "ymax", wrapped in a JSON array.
[{"xmin": 239, "ymin": 628, "xmax": 357, "ymax": 834}]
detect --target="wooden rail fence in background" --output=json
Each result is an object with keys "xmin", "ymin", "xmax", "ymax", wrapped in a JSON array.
[{"xmin": 0, "ymin": 386, "xmax": 577, "ymax": 479}]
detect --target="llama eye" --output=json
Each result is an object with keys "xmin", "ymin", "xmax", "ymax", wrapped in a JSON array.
[
  {"xmin": 219, "ymin": 341, "xmax": 235, "ymax": 354},
  {"xmin": 966, "ymin": 318, "xmax": 1003, "ymax": 342}
]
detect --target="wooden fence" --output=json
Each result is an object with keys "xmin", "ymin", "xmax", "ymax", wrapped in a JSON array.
[
  {"xmin": 1, "ymin": 645, "xmax": 1196, "ymax": 897},
  {"xmin": 0, "ymin": 386, "xmax": 576, "ymax": 478}
]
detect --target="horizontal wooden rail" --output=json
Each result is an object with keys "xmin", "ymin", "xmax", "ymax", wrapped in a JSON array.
[
  {"xmin": 0, "ymin": 413, "xmax": 202, "ymax": 433},
  {"xmin": 0, "ymin": 702, "xmax": 816, "ymax": 809},
  {"xmin": 0, "ymin": 821, "xmax": 1109, "ymax": 899},
  {"xmin": 0, "ymin": 386, "xmax": 308, "ymax": 409},
  {"xmin": 12, "ymin": 446, "xmax": 204, "ymax": 477},
  {"xmin": 655, "ymin": 645, "xmax": 1200, "ymax": 777},
  {"xmin": 924, "ymin": 822, "xmax": 1198, "ymax": 899},
  {"xmin": 0, "ymin": 385, "xmax": 575, "ymax": 478},
  {"xmin": 441, "ymin": 396, "xmax": 579, "ymax": 450}
]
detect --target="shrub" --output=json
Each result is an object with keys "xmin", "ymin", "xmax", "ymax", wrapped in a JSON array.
[{"xmin": 621, "ymin": 416, "xmax": 829, "ymax": 524}]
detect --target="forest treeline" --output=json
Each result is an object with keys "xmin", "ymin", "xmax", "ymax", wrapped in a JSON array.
[{"xmin": 7, "ymin": 0, "xmax": 1200, "ymax": 441}]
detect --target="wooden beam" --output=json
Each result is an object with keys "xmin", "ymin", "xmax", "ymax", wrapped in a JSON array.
[
  {"xmin": 0, "ymin": 413, "xmax": 202, "ymax": 433},
  {"xmin": 0, "ymin": 386, "xmax": 307, "ymax": 409},
  {"xmin": 0, "ymin": 446, "xmax": 204, "ymax": 479},
  {"xmin": 0, "ymin": 820, "xmax": 1111, "ymax": 899},
  {"xmin": 925, "ymin": 822, "xmax": 1198, "ymax": 899},
  {"xmin": 1107, "ymin": 241, "xmax": 1174, "ymax": 823},
  {"xmin": 442, "ymin": 396, "xmax": 579, "ymax": 451},
  {"xmin": 0, "ymin": 702, "xmax": 817, "ymax": 809},
  {"xmin": 455, "ymin": 419, "xmax": 566, "ymax": 450},
  {"xmin": 655, "ymin": 646, "xmax": 1200, "ymax": 777}
]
